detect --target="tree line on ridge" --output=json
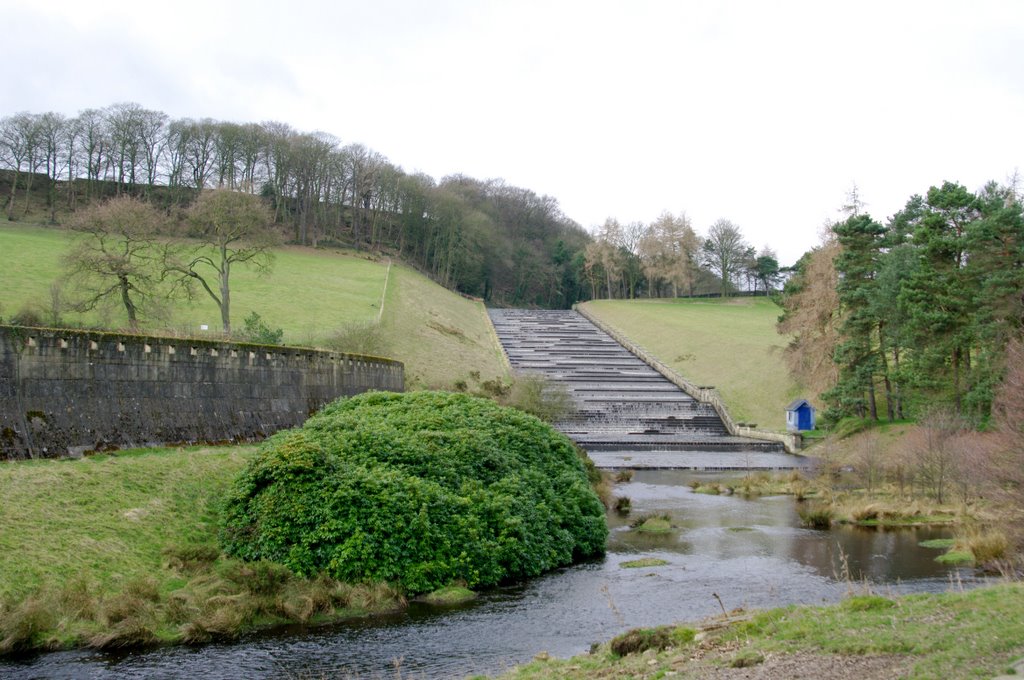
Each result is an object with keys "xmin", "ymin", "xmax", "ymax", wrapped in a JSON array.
[{"xmin": 1, "ymin": 103, "xmax": 776, "ymax": 307}]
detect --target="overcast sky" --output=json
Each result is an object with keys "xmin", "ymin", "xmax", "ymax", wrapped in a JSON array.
[{"xmin": 4, "ymin": 0, "xmax": 1022, "ymax": 265}]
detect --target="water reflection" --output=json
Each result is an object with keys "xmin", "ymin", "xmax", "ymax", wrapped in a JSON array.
[
  {"xmin": 613, "ymin": 470, "xmax": 962, "ymax": 585},
  {"xmin": 2, "ymin": 469, "xmax": 981, "ymax": 679}
]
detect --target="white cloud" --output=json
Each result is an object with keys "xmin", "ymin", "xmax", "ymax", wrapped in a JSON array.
[{"xmin": 4, "ymin": 0, "xmax": 1022, "ymax": 266}]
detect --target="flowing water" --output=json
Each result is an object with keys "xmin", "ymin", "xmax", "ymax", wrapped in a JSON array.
[{"xmin": 3, "ymin": 469, "xmax": 980, "ymax": 679}]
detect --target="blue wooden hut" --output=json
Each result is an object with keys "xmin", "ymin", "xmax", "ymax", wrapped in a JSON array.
[{"xmin": 785, "ymin": 399, "xmax": 816, "ymax": 432}]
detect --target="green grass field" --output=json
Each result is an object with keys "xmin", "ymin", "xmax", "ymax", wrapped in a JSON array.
[
  {"xmin": 0, "ymin": 222, "xmax": 507, "ymax": 388},
  {"xmin": 581, "ymin": 297, "xmax": 802, "ymax": 431},
  {"xmin": 1, "ymin": 223, "xmax": 386, "ymax": 334},
  {"xmin": 0, "ymin": 446, "xmax": 253, "ymax": 600}
]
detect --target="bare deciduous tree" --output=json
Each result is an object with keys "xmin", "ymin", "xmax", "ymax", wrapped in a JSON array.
[
  {"xmin": 852, "ymin": 430, "xmax": 883, "ymax": 493},
  {"xmin": 63, "ymin": 196, "xmax": 167, "ymax": 329},
  {"xmin": 165, "ymin": 189, "xmax": 279, "ymax": 333},
  {"xmin": 701, "ymin": 218, "xmax": 749, "ymax": 297},
  {"xmin": 906, "ymin": 407, "xmax": 967, "ymax": 504},
  {"xmin": 0, "ymin": 112, "xmax": 43, "ymax": 220},
  {"xmin": 987, "ymin": 337, "xmax": 1024, "ymax": 536}
]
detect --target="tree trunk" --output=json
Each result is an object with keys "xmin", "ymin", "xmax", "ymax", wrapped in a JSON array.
[
  {"xmin": 22, "ymin": 172, "xmax": 34, "ymax": 218},
  {"xmin": 882, "ymin": 373, "xmax": 894, "ymax": 421},
  {"xmin": 893, "ymin": 346, "xmax": 904, "ymax": 420},
  {"xmin": 220, "ymin": 253, "xmax": 231, "ymax": 334},
  {"xmin": 952, "ymin": 347, "xmax": 962, "ymax": 414},
  {"xmin": 120, "ymin": 276, "xmax": 138, "ymax": 330},
  {"xmin": 877, "ymin": 323, "xmax": 895, "ymax": 421},
  {"xmin": 48, "ymin": 178, "xmax": 58, "ymax": 224},
  {"xmin": 5, "ymin": 169, "xmax": 18, "ymax": 220}
]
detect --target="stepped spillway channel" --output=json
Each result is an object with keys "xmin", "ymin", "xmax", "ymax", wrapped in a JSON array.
[{"xmin": 488, "ymin": 309, "xmax": 806, "ymax": 470}]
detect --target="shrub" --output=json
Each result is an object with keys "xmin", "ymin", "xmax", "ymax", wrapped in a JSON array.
[
  {"xmin": 504, "ymin": 374, "xmax": 574, "ymax": 422},
  {"xmin": 850, "ymin": 504, "xmax": 881, "ymax": 522},
  {"xmin": 9, "ymin": 305, "xmax": 44, "ymax": 328},
  {"xmin": 478, "ymin": 378, "xmax": 511, "ymax": 398},
  {"xmin": 324, "ymin": 321, "xmax": 388, "ymax": 355},
  {"xmin": 220, "ymin": 391, "xmax": 607, "ymax": 594},
  {"xmin": 237, "ymin": 311, "xmax": 283, "ymax": 345}
]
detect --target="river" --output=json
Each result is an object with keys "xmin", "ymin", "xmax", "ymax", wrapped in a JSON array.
[{"xmin": 2, "ymin": 469, "xmax": 980, "ymax": 679}]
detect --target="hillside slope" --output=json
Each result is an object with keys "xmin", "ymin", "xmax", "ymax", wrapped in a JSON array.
[
  {"xmin": 0, "ymin": 222, "xmax": 507, "ymax": 388},
  {"xmin": 580, "ymin": 297, "xmax": 802, "ymax": 431},
  {"xmin": 381, "ymin": 263, "xmax": 509, "ymax": 387}
]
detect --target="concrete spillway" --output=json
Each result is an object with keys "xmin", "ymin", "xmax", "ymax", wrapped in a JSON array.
[{"xmin": 489, "ymin": 309, "xmax": 803, "ymax": 470}]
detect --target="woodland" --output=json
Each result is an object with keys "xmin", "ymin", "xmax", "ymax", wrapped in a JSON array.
[{"xmin": 779, "ymin": 182, "xmax": 1024, "ymax": 425}]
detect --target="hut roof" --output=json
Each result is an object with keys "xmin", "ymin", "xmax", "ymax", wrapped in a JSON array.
[{"xmin": 785, "ymin": 398, "xmax": 813, "ymax": 412}]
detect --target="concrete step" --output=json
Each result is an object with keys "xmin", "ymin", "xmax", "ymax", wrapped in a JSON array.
[{"xmin": 488, "ymin": 308, "xmax": 789, "ymax": 464}]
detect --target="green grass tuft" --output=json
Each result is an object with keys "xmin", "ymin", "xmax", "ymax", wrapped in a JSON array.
[
  {"xmin": 609, "ymin": 625, "xmax": 696, "ymax": 657},
  {"xmin": 417, "ymin": 585, "xmax": 477, "ymax": 605},
  {"xmin": 797, "ymin": 503, "xmax": 834, "ymax": 528},
  {"xmin": 841, "ymin": 595, "xmax": 896, "ymax": 612},
  {"xmin": 935, "ymin": 551, "xmax": 974, "ymax": 565},
  {"xmin": 629, "ymin": 514, "xmax": 674, "ymax": 534},
  {"xmin": 620, "ymin": 558, "xmax": 670, "ymax": 569}
]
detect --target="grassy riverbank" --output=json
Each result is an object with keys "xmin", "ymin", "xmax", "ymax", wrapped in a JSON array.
[
  {"xmin": 580, "ymin": 297, "xmax": 801, "ymax": 431},
  {"xmin": 0, "ymin": 445, "xmax": 406, "ymax": 653},
  {"xmin": 0, "ymin": 222, "xmax": 508, "ymax": 388},
  {"xmin": 497, "ymin": 582, "xmax": 1024, "ymax": 679}
]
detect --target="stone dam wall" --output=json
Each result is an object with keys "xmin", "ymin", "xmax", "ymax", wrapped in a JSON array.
[{"xmin": 0, "ymin": 326, "xmax": 404, "ymax": 459}]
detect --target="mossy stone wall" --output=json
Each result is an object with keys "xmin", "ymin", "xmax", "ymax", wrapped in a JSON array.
[{"xmin": 0, "ymin": 326, "xmax": 403, "ymax": 459}]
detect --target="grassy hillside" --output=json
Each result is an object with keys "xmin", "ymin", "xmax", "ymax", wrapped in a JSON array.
[
  {"xmin": 0, "ymin": 222, "xmax": 507, "ymax": 387},
  {"xmin": 581, "ymin": 297, "xmax": 802, "ymax": 431},
  {"xmin": 381, "ymin": 264, "xmax": 508, "ymax": 388}
]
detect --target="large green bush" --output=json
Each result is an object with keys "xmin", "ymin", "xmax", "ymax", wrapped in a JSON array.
[{"xmin": 219, "ymin": 391, "xmax": 607, "ymax": 594}]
